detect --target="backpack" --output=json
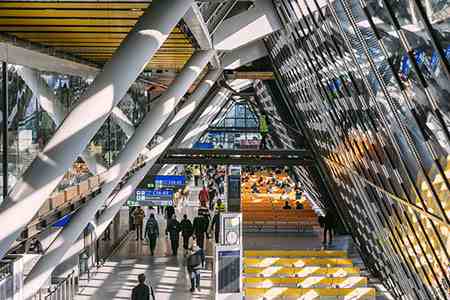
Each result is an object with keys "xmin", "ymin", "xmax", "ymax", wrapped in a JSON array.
[
  {"xmin": 146, "ymin": 220, "xmax": 158, "ymax": 236},
  {"xmin": 188, "ymin": 252, "xmax": 202, "ymax": 269}
]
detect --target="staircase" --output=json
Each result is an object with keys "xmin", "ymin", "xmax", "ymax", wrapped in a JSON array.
[{"xmin": 243, "ymin": 250, "xmax": 376, "ymax": 300}]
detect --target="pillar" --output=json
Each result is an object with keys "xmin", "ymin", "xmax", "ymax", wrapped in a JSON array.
[
  {"xmin": 0, "ymin": 0, "xmax": 194, "ymax": 260},
  {"xmin": 23, "ymin": 50, "xmax": 214, "ymax": 297}
]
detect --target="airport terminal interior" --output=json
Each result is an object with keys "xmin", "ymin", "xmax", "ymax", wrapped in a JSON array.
[{"xmin": 0, "ymin": 0, "xmax": 449, "ymax": 299}]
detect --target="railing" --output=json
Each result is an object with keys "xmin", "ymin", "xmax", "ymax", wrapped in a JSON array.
[
  {"xmin": 0, "ymin": 262, "xmax": 12, "ymax": 281},
  {"xmin": 15, "ymin": 157, "xmax": 146, "ymax": 247},
  {"xmin": 45, "ymin": 271, "xmax": 77, "ymax": 300}
]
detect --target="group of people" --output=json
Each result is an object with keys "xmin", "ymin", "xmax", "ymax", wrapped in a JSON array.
[
  {"xmin": 129, "ymin": 165, "xmax": 227, "ymax": 296},
  {"xmin": 244, "ymin": 168, "xmax": 306, "ymax": 210}
]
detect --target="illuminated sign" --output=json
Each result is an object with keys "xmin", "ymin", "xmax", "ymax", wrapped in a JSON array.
[
  {"xmin": 154, "ymin": 175, "xmax": 185, "ymax": 188},
  {"xmin": 132, "ymin": 189, "xmax": 174, "ymax": 206}
]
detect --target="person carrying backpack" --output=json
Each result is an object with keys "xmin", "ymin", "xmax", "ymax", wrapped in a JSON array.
[
  {"xmin": 145, "ymin": 214, "xmax": 159, "ymax": 256},
  {"xmin": 165, "ymin": 214, "xmax": 181, "ymax": 256},
  {"xmin": 187, "ymin": 245, "xmax": 204, "ymax": 292},
  {"xmin": 180, "ymin": 214, "xmax": 193, "ymax": 255}
]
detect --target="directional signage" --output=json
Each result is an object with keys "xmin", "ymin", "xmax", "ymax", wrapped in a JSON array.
[
  {"xmin": 132, "ymin": 189, "xmax": 174, "ymax": 206},
  {"xmin": 154, "ymin": 175, "xmax": 185, "ymax": 189}
]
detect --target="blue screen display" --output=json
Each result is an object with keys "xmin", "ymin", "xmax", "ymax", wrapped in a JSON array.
[
  {"xmin": 154, "ymin": 175, "xmax": 185, "ymax": 187},
  {"xmin": 135, "ymin": 189, "xmax": 174, "ymax": 206}
]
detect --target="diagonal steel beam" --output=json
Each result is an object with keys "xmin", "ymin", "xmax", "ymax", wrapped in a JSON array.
[{"xmin": 0, "ymin": 0, "xmax": 195, "ymax": 260}]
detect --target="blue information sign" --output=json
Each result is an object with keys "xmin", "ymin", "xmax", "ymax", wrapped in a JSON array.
[
  {"xmin": 52, "ymin": 213, "xmax": 73, "ymax": 227},
  {"xmin": 154, "ymin": 175, "xmax": 185, "ymax": 188},
  {"xmin": 135, "ymin": 189, "xmax": 174, "ymax": 206},
  {"xmin": 193, "ymin": 142, "xmax": 214, "ymax": 149}
]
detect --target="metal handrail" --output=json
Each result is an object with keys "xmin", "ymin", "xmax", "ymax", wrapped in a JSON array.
[
  {"xmin": 0, "ymin": 263, "xmax": 12, "ymax": 281},
  {"xmin": 45, "ymin": 270, "xmax": 76, "ymax": 300}
]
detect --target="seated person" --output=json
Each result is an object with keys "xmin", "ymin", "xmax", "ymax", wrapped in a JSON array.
[
  {"xmin": 282, "ymin": 201, "xmax": 292, "ymax": 209},
  {"xmin": 295, "ymin": 188, "xmax": 303, "ymax": 200},
  {"xmin": 281, "ymin": 191, "xmax": 290, "ymax": 202},
  {"xmin": 251, "ymin": 182, "xmax": 259, "ymax": 193},
  {"xmin": 295, "ymin": 201, "xmax": 304, "ymax": 210}
]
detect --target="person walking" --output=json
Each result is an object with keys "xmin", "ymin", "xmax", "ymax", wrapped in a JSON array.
[
  {"xmin": 207, "ymin": 182, "xmax": 217, "ymax": 211},
  {"xmin": 166, "ymin": 205, "xmax": 175, "ymax": 220},
  {"xmin": 180, "ymin": 214, "xmax": 193, "ymax": 256},
  {"xmin": 165, "ymin": 214, "xmax": 181, "ymax": 256},
  {"xmin": 145, "ymin": 214, "xmax": 159, "ymax": 256},
  {"xmin": 209, "ymin": 209, "xmax": 221, "ymax": 244},
  {"xmin": 131, "ymin": 274, "xmax": 155, "ymax": 300},
  {"xmin": 193, "ymin": 166, "xmax": 201, "ymax": 186},
  {"xmin": 132, "ymin": 207, "xmax": 145, "ymax": 241},
  {"xmin": 198, "ymin": 186, "xmax": 209, "ymax": 208},
  {"xmin": 187, "ymin": 245, "xmax": 203, "ymax": 293},
  {"xmin": 323, "ymin": 209, "xmax": 336, "ymax": 246},
  {"xmin": 193, "ymin": 212, "xmax": 209, "ymax": 249}
]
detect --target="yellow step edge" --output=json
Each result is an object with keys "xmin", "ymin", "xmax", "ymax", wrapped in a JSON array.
[
  {"xmin": 244, "ymin": 287, "xmax": 376, "ymax": 298},
  {"xmin": 244, "ymin": 267, "xmax": 360, "ymax": 277},
  {"xmin": 243, "ymin": 276, "xmax": 368, "ymax": 288},
  {"xmin": 244, "ymin": 250, "xmax": 347, "ymax": 258},
  {"xmin": 244, "ymin": 258, "xmax": 354, "ymax": 267}
]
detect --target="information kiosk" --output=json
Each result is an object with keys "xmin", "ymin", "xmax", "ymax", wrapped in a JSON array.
[{"xmin": 215, "ymin": 213, "xmax": 242, "ymax": 300}]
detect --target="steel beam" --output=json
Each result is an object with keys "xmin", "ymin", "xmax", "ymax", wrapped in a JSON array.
[
  {"xmin": 0, "ymin": 0, "xmax": 195, "ymax": 260},
  {"xmin": 22, "ymin": 50, "xmax": 213, "ymax": 297},
  {"xmin": 212, "ymin": 0, "xmax": 281, "ymax": 50}
]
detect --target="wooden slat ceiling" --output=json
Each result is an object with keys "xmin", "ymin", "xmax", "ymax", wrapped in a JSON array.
[{"xmin": 0, "ymin": 1, "xmax": 194, "ymax": 70}]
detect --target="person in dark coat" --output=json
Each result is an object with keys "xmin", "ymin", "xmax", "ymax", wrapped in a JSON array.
[
  {"xmin": 145, "ymin": 214, "xmax": 159, "ymax": 256},
  {"xmin": 323, "ymin": 209, "xmax": 337, "ymax": 246},
  {"xmin": 192, "ymin": 212, "xmax": 209, "ymax": 249},
  {"xmin": 180, "ymin": 214, "xmax": 193, "ymax": 255},
  {"xmin": 131, "ymin": 274, "xmax": 154, "ymax": 300},
  {"xmin": 209, "ymin": 210, "xmax": 221, "ymax": 243},
  {"xmin": 165, "ymin": 205, "xmax": 175, "ymax": 220},
  {"xmin": 165, "ymin": 215, "xmax": 181, "ymax": 256}
]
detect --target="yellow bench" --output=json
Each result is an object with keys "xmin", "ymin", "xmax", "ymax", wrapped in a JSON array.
[
  {"xmin": 245, "ymin": 250, "xmax": 347, "ymax": 258},
  {"xmin": 243, "ymin": 276, "xmax": 368, "ymax": 288},
  {"xmin": 244, "ymin": 267, "xmax": 360, "ymax": 277},
  {"xmin": 244, "ymin": 287, "xmax": 376, "ymax": 299},
  {"xmin": 244, "ymin": 258, "xmax": 354, "ymax": 267}
]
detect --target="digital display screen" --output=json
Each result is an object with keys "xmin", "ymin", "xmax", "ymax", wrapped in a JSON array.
[
  {"xmin": 218, "ymin": 250, "xmax": 241, "ymax": 294},
  {"xmin": 154, "ymin": 175, "xmax": 185, "ymax": 188},
  {"xmin": 134, "ymin": 189, "xmax": 174, "ymax": 206}
]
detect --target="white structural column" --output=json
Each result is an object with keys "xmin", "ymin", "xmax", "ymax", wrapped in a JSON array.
[
  {"xmin": 221, "ymin": 40, "xmax": 268, "ymax": 70},
  {"xmin": 212, "ymin": 0, "xmax": 280, "ymax": 50},
  {"xmin": 90, "ymin": 69, "xmax": 222, "ymax": 245},
  {"xmin": 0, "ymin": 0, "xmax": 194, "ymax": 259},
  {"xmin": 23, "ymin": 51, "xmax": 214, "ymax": 297},
  {"xmin": 59, "ymin": 69, "xmax": 222, "ymax": 264},
  {"xmin": 16, "ymin": 66, "xmax": 107, "ymax": 174}
]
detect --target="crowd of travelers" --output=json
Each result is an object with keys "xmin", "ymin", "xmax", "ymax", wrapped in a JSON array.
[{"xmin": 130, "ymin": 165, "xmax": 226, "ymax": 298}]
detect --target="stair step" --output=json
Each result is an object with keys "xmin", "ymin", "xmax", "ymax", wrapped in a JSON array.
[
  {"xmin": 245, "ymin": 250, "xmax": 347, "ymax": 258},
  {"xmin": 244, "ymin": 276, "xmax": 368, "ymax": 288},
  {"xmin": 244, "ymin": 258, "xmax": 354, "ymax": 267},
  {"xmin": 244, "ymin": 266, "xmax": 360, "ymax": 277},
  {"xmin": 244, "ymin": 287, "xmax": 376, "ymax": 299}
]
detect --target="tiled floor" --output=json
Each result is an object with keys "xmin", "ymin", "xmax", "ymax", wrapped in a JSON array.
[{"xmin": 74, "ymin": 184, "xmax": 215, "ymax": 300}]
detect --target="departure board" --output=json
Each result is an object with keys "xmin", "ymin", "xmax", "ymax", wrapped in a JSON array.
[{"xmin": 217, "ymin": 250, "xmax": 241, "ymax": 294}]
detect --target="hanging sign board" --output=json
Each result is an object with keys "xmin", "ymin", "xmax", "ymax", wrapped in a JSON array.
[
  {"xmin": 154, "ymin": 175, "xmax": 185, "ymax": 189},
  {"xmin": 131, "ymin": 189, "xmax": 174, "ymax": 206}
]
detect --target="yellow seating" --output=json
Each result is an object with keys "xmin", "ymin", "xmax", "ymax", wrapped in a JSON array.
[
  {"xmin": 244, "ymin": 266, "xmax": 360, "ymax": 277},
  {"xmin": 245, "ymin": 250, "xmax": 347, "ymax": 258},
  {"xmin": 243, "ymin": 276, "xmax": 368, "ymax": 288},
  {"xmin": 244, "ymin": 258, "xmax": 354, "ymax": 267},
  {"xmin": 244, "ymin": 287, "xmax": 376, "ymax": 299}
]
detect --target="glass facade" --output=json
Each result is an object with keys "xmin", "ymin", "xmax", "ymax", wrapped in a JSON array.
[
  {"xmin": 204, "ymin": 102, "xmax": 261, "ymax": 149},
  {"xmin": 266, "ymin": 0, "xmax": 450, "ymax": 298}
]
